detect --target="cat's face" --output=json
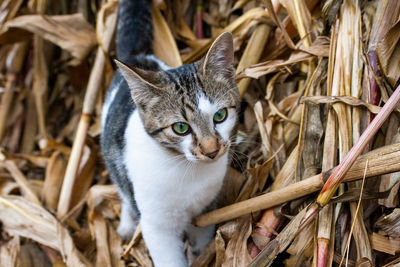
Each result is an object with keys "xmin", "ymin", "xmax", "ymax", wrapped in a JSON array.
[{"xmin": 117, "ymin": 32, "xmax": 239, "ymax": 162}]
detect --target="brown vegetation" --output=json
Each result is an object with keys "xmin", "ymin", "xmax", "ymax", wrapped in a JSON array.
[{"xmin": 0, "ymin": 0, "xmax": 400, "ymax": 266}]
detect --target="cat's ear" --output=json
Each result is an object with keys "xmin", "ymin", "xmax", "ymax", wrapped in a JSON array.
[
  {"xmin": 200, "ymin": 32, "xmax": 234, "ymax": 80},
  {"xmin": 115, "ymin": 60, "xmax": 163, "ymax": 104}
]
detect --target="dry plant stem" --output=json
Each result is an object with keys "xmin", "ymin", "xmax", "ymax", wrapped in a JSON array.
[
  {"xmin": 263, "ymin": 0, "xmax": 295, "ymax": 49},
  {"xmin": 317, "ymin": 221, "xmax": 332, "ymax": 267},
  {"xmin": 0, "ymin": 73, "xmax": 16, "ymax": 142},
  {"xmin": 368, "ymin": 51, "xmax": 380, "ymax": 121},
  {"xmin": 294, "ymin": 60, "xmax": 321, "ymax": 181},
  {"xmin": 338, "ymin": 161, "xmax": 368, "ymax": 267},
  {"xmin": 194, "ymin": 141, "xmax": 400, "ymax": 227},
  {"xmin": 182, "ymin": 7, "xmax": 269, "ymax": 63},
  {"xmin": 57, "ymin": 114, "xmax": 91, "ymax": 217},
  {"xmin": 291, "ymin": 0, "xmax": 316, "ymax": 181},
  {"xmin": 152, "ymin": 4, "xmax": 182, "ymax": 67},
  {"xmin": 122, "ymin": 224, "xmax": 142, "ymax": 258},
  {"xmin": 317, "ymin": 83, "xmax": 400, "ymax": 206},
  {"xmin": 237, "ymin": 23, "xmax": 271, "ymax": 97},
  {"xmin": 249, "ymin": 206, "xmax": 308, "ymax": 267},
  {"xmin": 21, "ymin": 92, "xmax": 38, "ymax": 153},
  {"xmin": 58, "ymin": 0, "xmax": 118, "ymax": 216},
  {"xmin": 0, "ymin": 160, "xmax": 41, "ymax": 205},
  {"xmin": 32, "ymin": 0, "xmax": 48, "ymax": 140},
  {"xmin": 0, "ymin": 42, "xmax": 26, "ymax": 143},
  {"xmin": 347, "ymin": 1, "xmax": 372, "ymax": 260},
  {"xmin": 316, "ymin": 209, "xmax": 334, "ymax": 267},
  {"xmin": 195, "ymin": 3, "xmax": 203, "ymax": 39},
  {"xmin": 57, "ymin": 47, "xmax": 105, "ymax": 217},
  {"xmin": 300, "ymin": 83, "xmax": 400, "ymax": 233},
  {"xmin": 316, "ymin": 109, "xmax": 337, "ymax": 267}
]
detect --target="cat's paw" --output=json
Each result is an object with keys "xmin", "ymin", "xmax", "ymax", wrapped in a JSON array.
[
  {"xmin": 117, "ymin": 202, "xmax": 139, "ymax": 240},
  {"xmin": 117, "ymin": 220, "xmax": 137, "ymax": 241}
]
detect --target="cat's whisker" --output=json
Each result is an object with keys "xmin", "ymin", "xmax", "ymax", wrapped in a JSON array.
[
  {"xmin": 157, "ymin": 154, "xmax": 186, "ymax": 167},
  {"xmin": 179, "ymin": 161, "xmax": 195, "ymax": 191},
  {"xmin": 228, "ymin": 135, "xmax": 261, "ymax": 147},
  {"xmin": 229, "ymin": 149, "xmax": 251, "ymax": 170},
  {"xmin": 230, "ymin": 151, "xmax": 247, "ymax": 170},
  {"xmin": 231, "ymin": 140, "xmax": 261, "ymax": 146},
  {"xmin": 230, "ymin": 148, "xmax": 251, "ymax": 159},
  {"xmin": 229, "ymin": 151, "xmax": 241, "ymax": 164}
]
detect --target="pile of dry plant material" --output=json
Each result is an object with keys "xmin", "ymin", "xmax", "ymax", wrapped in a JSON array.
[{"xmin": 0, "ymin": 0, "xmax": 400, "ymax": 266}]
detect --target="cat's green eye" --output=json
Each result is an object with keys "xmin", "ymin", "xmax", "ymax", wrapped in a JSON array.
[
  {"xmin": 172, "ymin": 122, "xmax": 191, "ymax": 136},
  {"xmin": 213, "ymin": 108, "xmax": 228, "ymax": 123}
]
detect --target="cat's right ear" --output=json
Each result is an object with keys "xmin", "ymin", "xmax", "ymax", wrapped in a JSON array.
[
  {"xmin": 114, "ymin": 59, "xmax": 162, "ymax": 104},
  {"xmin": 200, "ymin": 32, "xmax": 234, "ymax": 80}
]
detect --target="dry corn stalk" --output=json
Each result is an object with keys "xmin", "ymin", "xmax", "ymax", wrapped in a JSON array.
[
  {"xmin": 195, "ymin": 140, "xmax": 400, "ymax": 227},
  {"xmin": 1, "ymin": 0, "xmax": 400, "ymax": 266},
  {"xmin": 57, "ymin": 1, "xmax": 118, "ymax": 217}
]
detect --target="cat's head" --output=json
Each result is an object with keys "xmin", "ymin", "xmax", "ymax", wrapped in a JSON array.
[{"xmin": 117, "ymin": 32, "xmax": 239, "ymax": 162}]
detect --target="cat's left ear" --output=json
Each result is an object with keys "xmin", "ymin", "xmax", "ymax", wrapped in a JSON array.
[{"xmin": 200, "ymin": 32, "xmax": 234, "ymax": 80}]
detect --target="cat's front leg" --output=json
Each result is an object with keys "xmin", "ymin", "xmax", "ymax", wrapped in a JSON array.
[
  {"xmin": 186, "ymin": 224, "xmax": 214, "ymax": 260},
  {"xmin": 117, "ymin": 200, "xmax": 139, "ymax": 240},
  {"xmin": 141, "ymin": 218, "xmax": 187, "ymax": 267}
]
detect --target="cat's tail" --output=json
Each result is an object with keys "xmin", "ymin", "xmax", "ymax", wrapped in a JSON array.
[{"xmin": 116, "ymin": 0, "xmax": 153, "ymax": 62}]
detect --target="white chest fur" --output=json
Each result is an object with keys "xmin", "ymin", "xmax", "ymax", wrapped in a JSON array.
[
  {"xmin": 123, "ymin": 110, "xmax": 227, "ymax": 267},
  {"xmin": 124, "ymin": 110, "xmax": 227, "ymax": 223}
]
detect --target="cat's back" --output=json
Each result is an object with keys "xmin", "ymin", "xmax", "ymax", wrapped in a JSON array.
[{"xmin": 101, "ymin": 71, "xmax": 133, "ymax": 155}]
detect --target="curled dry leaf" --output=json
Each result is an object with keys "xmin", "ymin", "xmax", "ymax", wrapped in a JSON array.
[
  {"xmin": 250, "ymin": 206, "xmax": 308, "ymax": 267},
  {"xmin": 0, "ymin": 235, "xmax": 20, "ymax": 267},
  {"xmin": 0, "ymin": 159, "xmax": 41, "ymax": 205},
  {"xmin": 376, "ymin": 18, "xmax": 400, "ymax": 87},
  {"xmin": 96, "ymin": 0, "xmax": 119, "ymax": 51},
  {"xmin": 237, "ymin": 51, "xmax": 314, "ymax": 79},
  {"xmin": 222, "ymin": 217, "xmax": 252, "ymax": 267},
  {"xmin": 152, "ymin": 3, "xmax": 182, "ymax": 67},
  {"xmin": 215, "ymin": 231, "xmax": 225, "ymax": 267},
  {"xmin": 43, "ymin": 151, "xmax": 67, "ymax": 211},
  {"xmin": 91, "ymin": 210, "xmax": 124, "ymax": 267},
  {"xmin": 300, "ymin": 95, "xmax": 383, "ymax": 114},
  {"xmin": 285, "ymin": 220, "xmax": 314, "ymax": 266},
  {"xmin": 0, "ymin": 196, "xmax": 91, "ymax": 267},
  {"xmin": 376, "ymin": 209, "xmax": 400, "ymax": 238},
  {"xmin": 0, "ymin": 14, "xmax": 96, "ymax": 65},
  {"xmin": 370, "ymin": 232, "xmax": 400, "ymax": 255},
  {"xmin": 0, "ymin": 0, "xmax": 24, "ymax": 27}
]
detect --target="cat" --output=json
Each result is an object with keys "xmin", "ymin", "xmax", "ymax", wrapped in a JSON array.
[{"xmin": 100, "ymin": 0, "xmax": 239, "ymax": 266}]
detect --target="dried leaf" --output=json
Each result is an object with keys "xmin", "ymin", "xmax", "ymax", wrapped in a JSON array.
[
  {"xmin": 0, "ymin": 196, "xmax": 91, "ymax": 267},
  {"xmin": 370, "ymin": 232, "xmax": 400, "ymax": 255},
  {"xmin": 301, "ymin": 95, "xmax": 382, "ymax": 114},
  {"xmin": 222, "ymin": 217, "xmax": 252, "ymax": 267},
  {"xmin": 376, "ymin": 209, "xmax": 400, "ymax": 238},
  {"xmin": 152, "ymin": 3, "xmax": 182, "ymax": 67},
  {"xmin": 43, "ymin": 151, "xmax": 67, "ymax": 210},
  {"xmin": 376, "ymin": 18, "xmax": 400, "ymax": 87},
  {"xmin": 0, "ymin": 14, "xmax": 96, "ymax": 65},
  {"xmin": 0, "ymin": 235, "xmax": 20, "ymax": 267}
]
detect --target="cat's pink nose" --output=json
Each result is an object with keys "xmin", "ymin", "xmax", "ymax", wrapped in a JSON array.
[{"xmin": 205, "ymin": 149, "xmax": 219, "ymax": 159}]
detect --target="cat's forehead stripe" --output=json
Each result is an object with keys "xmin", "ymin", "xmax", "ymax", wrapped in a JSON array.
[
  {"xmin": 180, "ymin": 107, "xmax": 187, "ymax": 120},
  {"xmin": 197, "ymin": 94, "xmax": 217, "ymax": 116},
  {"xmin": 185, "ymin": 103, "xmax": 195, "ymax": 112}
]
